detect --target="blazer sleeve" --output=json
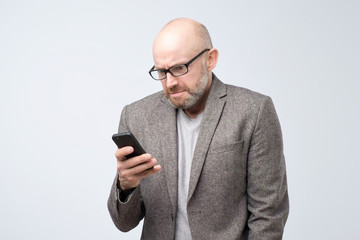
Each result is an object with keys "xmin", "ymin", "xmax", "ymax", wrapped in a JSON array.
[
  {"xmin": 247, "ymin": 97, "xmax": 289, "ymax": 240},
  {"xmin": 107, "ymin": 105, "xmax": 145, "ymax": 232}
]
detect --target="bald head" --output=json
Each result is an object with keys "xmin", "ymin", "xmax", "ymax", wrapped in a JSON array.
[
  {"xmin": 152, "ymin": 18, "xmax": 213, "ymax": 65},
  {"xmin": 151, "ymin": 18, "xmax": 219, "ymax": 117},
  {"xmin": 160, "ymin": 18, "xmax": 212, "ymax": 49}
]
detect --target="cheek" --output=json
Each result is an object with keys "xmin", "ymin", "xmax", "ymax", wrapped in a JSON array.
[
  {"xmin": 183, "ymin": 74, "xmax": 200, "ymax": 89},
  {"xmin": 161, "ymin": 81, "xmax": 167, "ymax": 90}
]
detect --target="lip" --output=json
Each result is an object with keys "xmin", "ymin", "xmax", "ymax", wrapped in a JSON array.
[{"xmin": 170, "ymin": 91, "xmax": 185, "ymax": 98}]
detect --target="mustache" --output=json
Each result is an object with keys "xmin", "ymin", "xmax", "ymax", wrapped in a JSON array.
[{"xmin": 168, "ymin": 87, "xmax": 184, "ymax": 93}]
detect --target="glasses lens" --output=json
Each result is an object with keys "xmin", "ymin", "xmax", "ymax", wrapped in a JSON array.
[
  {"xmin": 169, "ymin": 65, "xmax": 188, "ymax": 77},
  {"xmin": 157, "ymin": 70, "xmax": 167, "ymax": 80},
  {"xmin": 150, "ymin": 70, "xmax": 165, "ymax": 80}
]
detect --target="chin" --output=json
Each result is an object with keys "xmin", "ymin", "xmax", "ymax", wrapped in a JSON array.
[{"xmin": 171, "ymin": 100, "xmax": 185, "ymax": 109}]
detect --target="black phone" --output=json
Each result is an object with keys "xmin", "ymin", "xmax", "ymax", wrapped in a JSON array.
[{"xmin": 112, "ymin": 132, "xmax": 146, "ymax": 159}]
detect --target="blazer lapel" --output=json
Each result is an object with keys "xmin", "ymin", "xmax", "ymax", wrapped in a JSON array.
[
  {"xmin": 188, "ymin": 75, "xmax": 227, "ymax": 201},
  {"xmin": 149, "ymin": 96, "xmax": 178, "ymax": 212},
  {"xmin": 148, "ymin": 75, "xmax": 227, "ymax": 208}
]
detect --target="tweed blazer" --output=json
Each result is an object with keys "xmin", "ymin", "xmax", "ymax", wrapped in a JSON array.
[{"xmin": 108, "ymin": 74, "xmax": 289, "ymax": 240}]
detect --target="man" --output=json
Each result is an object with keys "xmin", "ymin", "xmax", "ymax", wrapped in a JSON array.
[{"xmin": 108, "ymin": 18, "xmax": 289, "ymax": 240}]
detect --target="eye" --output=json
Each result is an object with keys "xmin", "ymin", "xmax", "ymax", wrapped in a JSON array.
[
  {"xmin": 170, "ymin": 65, "xmax": 187, "ymax": 74},
  {"xmin": 157, "ymin": 69, "xmax": 167, "ymax": 78}
]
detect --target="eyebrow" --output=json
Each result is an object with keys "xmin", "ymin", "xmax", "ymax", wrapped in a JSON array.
[{"xmin": 154, "ymin": 59, "xmax": 188, "ymax": 70}]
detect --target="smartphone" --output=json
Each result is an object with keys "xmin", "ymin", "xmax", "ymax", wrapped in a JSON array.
[{"xmin": 112, "ymin": 132, "xmax": 146, "ymax": 159}]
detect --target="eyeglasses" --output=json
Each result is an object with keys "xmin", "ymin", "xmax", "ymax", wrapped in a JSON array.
[{"xmin": 148, "ymin": 49, "xmax": 210, "ymax": 80}]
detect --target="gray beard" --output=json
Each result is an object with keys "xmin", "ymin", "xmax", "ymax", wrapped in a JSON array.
[{"xmin": 167, "ymin": 65, "xmax": 209, "ymax": 110}]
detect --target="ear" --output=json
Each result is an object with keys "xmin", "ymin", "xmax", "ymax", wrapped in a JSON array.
[{"xmin": 207, "ymin": 48, "xmax": 219, "ymax": 72}]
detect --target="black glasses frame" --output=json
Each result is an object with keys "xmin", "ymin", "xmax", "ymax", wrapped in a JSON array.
[{"xmin": 148, "ymin": 49, "xmax": 210, "ymax": 80}]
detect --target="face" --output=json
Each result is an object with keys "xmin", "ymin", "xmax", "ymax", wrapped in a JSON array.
[
  {"xmin": 153, "ymin": 20, "xmax": 215, "ymax": 112},
  {"xmin": 160, "ymin": 54, "xmax": 210, "ymax": 110}
]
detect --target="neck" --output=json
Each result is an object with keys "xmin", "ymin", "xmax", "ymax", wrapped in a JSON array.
[{"xmin": 183, "ymin": 109, "xmax": 203, "ymax": 119}]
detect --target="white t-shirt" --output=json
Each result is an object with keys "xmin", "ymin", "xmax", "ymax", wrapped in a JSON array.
[{"xmin": 175, "ymin": 109, "xmax": 204, "ymax": 240}]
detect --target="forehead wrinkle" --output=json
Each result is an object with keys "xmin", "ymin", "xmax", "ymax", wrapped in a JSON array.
[{"xmin": 154, "ymin": 55, "xmax": 192, "ymax": 69}]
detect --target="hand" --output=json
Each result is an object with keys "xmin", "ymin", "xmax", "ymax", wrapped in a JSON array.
[{"xmin": 115, "ymin": 146, "xmax": 161, "ymax": 191}]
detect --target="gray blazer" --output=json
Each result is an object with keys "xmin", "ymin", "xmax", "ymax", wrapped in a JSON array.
[{"xmin": 108, "ymin": 75, "xmax": 289, "ymax": 240}]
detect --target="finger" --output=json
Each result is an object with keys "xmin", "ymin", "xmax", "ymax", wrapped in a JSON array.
[
  {"xmin": 115, "ymin": 146, "xmax": 134, "ymax": 161},
  {"xmin": 118, "ymin": 162, "xmax": 162, "ymax": 190},
  {"xmin": 123, "ymin": 157, "xmax": 158, "ymax": 176},
  {"xmin": 119, "ymin": 153, "xmax": 152, "ymax": 170},
  {"xmin": 135, "ymin": 163, "xmax": 162, "ymax": 179}
]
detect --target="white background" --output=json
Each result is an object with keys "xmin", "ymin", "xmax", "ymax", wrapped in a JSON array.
[{"xmin": 1, "ymin": 0, "xmax": 359, "ymax": 239}]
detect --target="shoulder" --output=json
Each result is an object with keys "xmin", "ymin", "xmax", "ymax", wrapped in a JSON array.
[
  {"xmin": 223, "ymin": 84, "xmax": 273, "ymax": 114},
  {"xmin": 223, "ymin": 84, "xmax": 280, "ymax": 132},
  {"xmin": 210, "ymin": 75, "xmax": 276, "ymax": 118},
  {"xmin": 211, "ymin": 74, "xmax": 270, "ymax": 107},
  {"xmin": 118, "ymin": 90, "xmax": 165, "ymax": 133},
  {"xmin": 124, "ymin": 90, "xmax": 164, "ymax": 115},
  {"xmin": 225, "ymin": 84, "xmax": 268, "ymax": 103}
]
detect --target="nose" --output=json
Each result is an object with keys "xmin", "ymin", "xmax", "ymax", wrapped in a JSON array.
[{"xmin": 165, "ymin": 72, "xmax": 179, "ymax": 89}]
